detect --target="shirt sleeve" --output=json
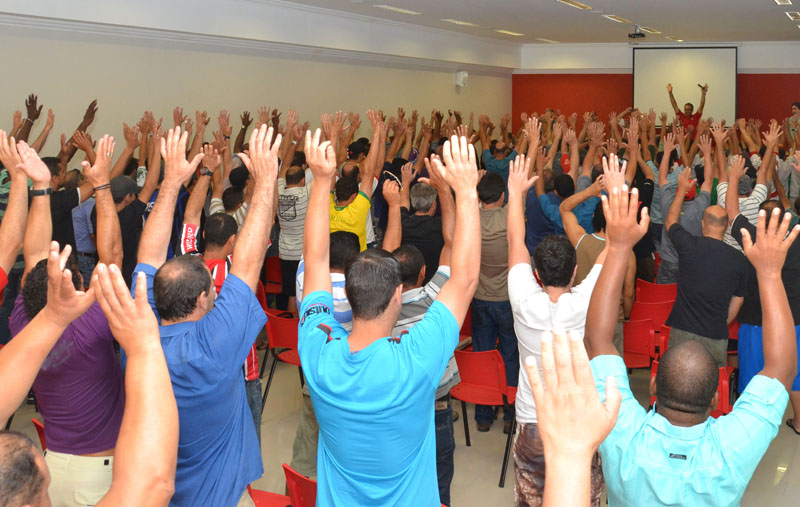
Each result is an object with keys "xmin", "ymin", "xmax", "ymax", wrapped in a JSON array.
[
  {"xmin": 297, "ymin": 290, "xmax": 346, "ymax": 371},
  {"xmin": 591, "ymin": 355, "xmax": 647, "ymax": 463},
  {"xmin": 539, "ymin": 195, "xmax": 564, "ymax": 230},
  {"xmin": 716, "ymin": 182, "xmax": 728, "ymax": 208},
  {"xmin": 179, "ymin": 223, "xmax": 200, "ymax": 255},
  {"xmin": 660, "ymin": 183, "xmax": 676, "ymax": 220},
  {"xmin": 508, "ymin": 263, "xmax": 544, "ymax": 312},
  {"xmin": 576, "ymin": 174, "xmax": 591, "ymax": 193},
  {"xmin": 573, "ymin": 264, "xmax": 602, "ymax": 302},
  {"xmin": 209, "ymin": 198, "xmax": 225, "ymax": 216},
  {"xmin": 667, "ymin": 223, "xmax": 695, "ymax": 254},
  {"xmin": 196, "ymin": 273, "xmax": 268, "ymax": 374},
  {"xmin": 405, "ymin": 301, "xmax": 460, "ymax": 388},
  {"xmin": 750, "ymin": 183, "xmax": 768, "ymax": 204},
  {"xmin": 131, "ymin": 263, "xmax": 160, "ymax": 322},
  {"xmin": 714, "ymin": 375, "xmax": 788, "ymax": 489},
  {"xmin": 423, "ymin": 266, "xmax": 451, "ymax": 299}
]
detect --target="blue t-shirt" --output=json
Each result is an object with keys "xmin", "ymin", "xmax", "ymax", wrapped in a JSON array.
[
  {"xmin": 298, "ymin": 290, "xmax": 459, "ymax": 506},
  {"xmin": 482, "ymin": 149, "xmax": 517, "ymax": 183},
  {"xmin": 132, "ymin": 263, "xmax": 266, "ymax": 507},
  {"xmin": 524, "ymin": 188, "xmax": 555, "ymax": 256}
]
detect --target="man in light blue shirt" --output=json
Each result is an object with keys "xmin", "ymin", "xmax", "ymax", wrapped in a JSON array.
[
  {"xmin": 585, "ymin": 165, "xmax": 796, "ymax": 507},
  {"xmin": 297, "ymin": 129, "xmax": 480, "ymax": 506}
]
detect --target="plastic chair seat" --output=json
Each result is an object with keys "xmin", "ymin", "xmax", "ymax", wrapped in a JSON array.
[
  {"xmin": 450, "ymin": 384, "xmax": 516, "ymax": 407},
  {"xmin": 276, "ymin": 349, "xmax": 301, "ymax": 367},
  {"xmin": 247, "ymin": 485, "xmax": 291, "ymax": 507}
]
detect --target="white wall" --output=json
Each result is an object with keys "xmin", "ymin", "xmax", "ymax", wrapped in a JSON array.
[
  {"xmin": 0, "ymin": 29, "xmax": 511, "ymax": 153},
  {"xmin": 519, "ymin": 42, "xmax": 800, "ymax": 73}
]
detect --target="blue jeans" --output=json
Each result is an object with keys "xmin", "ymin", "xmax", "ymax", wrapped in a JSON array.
[
  {"xmin": 470, "ymin": 298, "xmax": 519, "ymax": 424},
  {"xmin": 245, "ymin": 378, "xmax": 262, "ymax": 446},
  {"xmin": 435, "ymin": 395, "xmax": 455, "ymax": 507},
  {"xmin": 0, "ymin": 268, "xmax": 23, "ymax": 345}
]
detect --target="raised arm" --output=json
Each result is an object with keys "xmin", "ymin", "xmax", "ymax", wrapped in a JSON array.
[
  {"xmin": 85, "ymin": 136, "xmax": 123, "ymax": 268},
  {"xmin": 736, "ymin": 118, "xmax": 758, "ymax": 154},
  {"xmin": 0, "ymin": 243, "xmax": 95, "ymax": 426},
  {"xmin": 508, "ymin": 153, "xmax": 539, "ymax": 269},
  {"xmin": 399, "ymin": 162, "xmax": 416, "ymax": 211},
  {"xmin": 666, "ymin": 83, "xmax": 681, "ymax": 115},
  {"xmin": 658, "ymin": 133, "xmax": 678, "ymax": 188},
  {"xmin": 183, "ymin": 145, "xmax": 219, "ymax": 226},
  {"xmin": 58, "ymin": 100, "xmax": 98, "ymax": 167},
  {"xmin": 697, "ymin": 134, "xmax": 714, "ymax": 195},
  {"xmin": 15, "ymin": 94, "xmax": 43, "ymax": 143},
  {"xmin": 0, "ymin": 132, "xmax": 28, "ymax": 275},
  {"xmin": 229, "ymin": 125, "xmax": 280, "ymax": 291},
  {"xmin": 93, "ymin": 266, "xmax": 178, "ymax": 506},
  {"xmin": 725, "ymin": 155, "xmax": 746, "ymax": 223},
  {"xmin": 422, "ymin": 160, "xmax": 455, "ymax": 267},
  {"xmin": 110, "ymin": 123, "xmax": 141, "ymax": 180},
  {"xmin": 17, "ymin": 142, "xmax": 53, "ymax": 278},
  {"xmin": 665, "ymin": 168, "xmax": 694, "ymax": 231},
  {"xmin": 361, "ymin": 111, "xmax": 386, "ymax": 198},
  {"xmin": 585, "ymin": 155, "xmax": 649, "ymax": 358},
  {"xmin": 430, "ymin": 136, "xmax": 480, "ymax": 325},
  {"xmin": 137, "ymin": 128, "xmax": 203, "ymax": 268},
  {"xmin": 302, "ymin": 129, "xmax": 338, "ymax": 296},
  {"xmin": 696, "ymin": 84, "xmax": 709, "ymax": 117},
  {"xmin": 559, "ymin": 177, "xmax": 604, "ymax": 246},
  {"xmin": 381, "ymin": 181, "xmax": 402, "ymax": 253},
  {"xmin": 30, "ymin": 108, "xmax": 54, "ymax": 153},
  {"xmin": 741, "ymin": 208, "xmax": 800, "ymax": 390},
  {"xmin": 233, "ymin": 110, "xmax": 250, "ymax": 155}
]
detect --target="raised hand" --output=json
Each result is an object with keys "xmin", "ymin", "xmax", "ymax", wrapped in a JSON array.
[
  {"xmin": 728, "ymin": 154, "xmax": 745, "ymax": 181},
  {"xmin": 741, "ymin": 207, "xmax": 800, "ymax": 277},
  {"xmin": 173, "ymin": 106, "xmax": 187, "ymax": 127},
  {"xmin": 25, "ymin": 93, "xmax": 43, "ymax": 122},
  {"xmin": 160, "ymin": 127, "xmax": 204, "ymax": 187},
  {"xmin": 123, "ymin": 123, "xmax": 141, "ymax": 150},
  {"xmin": 240, "ymin": 111, "xmax": 252, "ymax": 128},
  {"xmin": 564, "ymin": 128, "xmax": 578, "ymax": 147},
  {"xmin": 217, "ymin": 110, "xmax": 232, "ymax": 137},
  {"xmin": 238, "ymin": 124, "xmax": 281, "ymax": 184},
  {"xmin": 601, "ymin": 172, "xmax": 648, "ymax": 250},
  {"xmin": 382, "ymin": 180, "xmax": 401, "ymax": 207},
  {"xmin": 667, "ymin": 83, "xmax": 673, "ymax": 94},
  {"xmin": 44, "ymin": 109, "xmax": 54, "ymax": 131},
  {"xmin": 82, "ymin": 100, "xmax": 98, "ymax": 126},
  {"xmin": 15, "ymin": 141, "xmax": 51, "ymax": 186},
  {"xmin": 523, "ymin": 116, "xmax": 542, "ymax": 145},
  {"xmin": 11, "ymin": 111, "xmax": 22, "ymax": 133},
  {"xmin": 663, "ymin": 132, "xmax": 677, "ymax": 154},
  {"xmin": 602, "ymin": 153, "xmax": 627, "ymax": 193},
  {"xmin": 0, "ymin": 131, "xmax": 23, "ymax": 174},
  {"xmin": 507, "ymin": 153, "xmax": 537, "ymax": 197},
  {"xmin": 697, "ymin": 134, "xmax": 712, "ymax": 156},
  {"xmin": 304, "ymin": 128, "xmax": 337, "ymax": 181},
  {"xmin": 41, "ymin": 242, "xmax": 96, "ymax": 327},
  {"xmin": 92, "ymin": 265, "xmax": 158, "ymax": 352},
  {"xmin": 71, "ymin": 130, "xmax": 94, "ymax": 154},
  {"xmin": 699, "ymin": 83, "xmax": 709, "ymax": 94},
  {"xmin": 431, "ymin": 135, "xmax": 478, "ymax": 195},
  {"xmin": 400, "ymin": 162, "xmax": 418, "ymax": 189},
  {"xmin": 202, "ymin": 144, "xmax": 221, "ymax": 173},
  {"xmin": 676, "ymin": 167, "xmax": 695, "ymax": 194},
  {"xmin": 710, "ymin": 122, "xmax": 727, "ymax": 145},
  {"xmin": 525, "ymin": 330, "xmax": 620, "ymax": 464},
  {"xmin": 762, "ymin": 122, "xmax": 783, "ymax": 147},
  {"xmin": 421, "ymin": 155, "xmax": 448, "ymax": 191},
  {"xmin": 82, "ymin": 135, "xmax": 115, "ymax": 187}
]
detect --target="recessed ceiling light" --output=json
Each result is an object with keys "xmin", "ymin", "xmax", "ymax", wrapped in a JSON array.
[
  {"xmin": 557, "ymin": 0, "xmax": 592, "ymax": 9},
  {"xmin": 775, "ymin": 0, "xmax": 792, "ymax": 5},
  {"xmin": 536, "ymin": 38, "xmax": 559, "ymax": 44},
  {"xmin": 373, "ymin": 4, "xmax": 420, "ymax": 15},
  {"xmin": 442, "ymin": 19, "xmax": 478, "ymax": 27},
  {"xmin": 639, "ymin": 26, "xmax": 662, "ymax": 34},
  {"xmin": 495, "ymin": 29, "xmax": 524, "ymax": 36},
  {"xmin": 666, "ymin": 36, "xmax": 685, "ymax": 42},
  {"xmin": 786, "ymin": 11, "xmax": 800, "ymax": 20},
  {"xmin": 602, "ymin": 14, "xmax": 632, "ymax": 23}
]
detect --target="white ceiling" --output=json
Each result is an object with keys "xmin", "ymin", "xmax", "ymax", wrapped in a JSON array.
[{"xmin": 277, "ymin": 0, "xmax": 800, "ymax": 44}]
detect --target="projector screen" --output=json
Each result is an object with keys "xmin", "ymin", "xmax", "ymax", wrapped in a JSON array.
[{"xmin": 633, "ymin": 47, "xmax": 737, "ymax": 124}]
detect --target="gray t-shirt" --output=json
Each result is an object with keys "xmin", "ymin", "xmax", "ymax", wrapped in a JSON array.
[
  {"xmin": 391, "ymin": 267, "xmax": 459, "ymax": 399},
  {"xmin": 277, "ymin": 179, "xmax": 310, "ymax": 261},
  {"xmin": 659, "ymin": 184, "xmax": 710, "ymax": 265}
]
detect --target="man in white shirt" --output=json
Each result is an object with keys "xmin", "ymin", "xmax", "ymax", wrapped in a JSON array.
[
  {"xmin": 278, "ymin": 164, "xmax": 311, "ymax": 314},
  {"xmin": 506, "ymin": 144, "xmax": 607, "ymax": 507}
]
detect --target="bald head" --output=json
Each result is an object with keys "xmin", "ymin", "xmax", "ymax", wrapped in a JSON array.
[
  {"xmin": 702, "ymin": 205, "xmax": 728, "ymax": 233},
  {"xmin": 0, "ymin": 431, "xmax": 47, "ymax": 507},
  {"xmin": 656, "ymin": 340, "xmax": 718, "ymax": 415}
]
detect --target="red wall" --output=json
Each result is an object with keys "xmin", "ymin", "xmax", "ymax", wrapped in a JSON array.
[{"xmin": 512, "ymin": 73, "xmax": 800, "ymax": 129}]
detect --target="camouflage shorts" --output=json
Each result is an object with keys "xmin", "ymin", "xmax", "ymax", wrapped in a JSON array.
[{"xmin": 513, "ymin": 422, "xmax": 605, "ymax": 507}]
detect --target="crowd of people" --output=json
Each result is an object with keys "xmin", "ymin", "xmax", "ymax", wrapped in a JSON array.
[{"xmin": 0, "ymin": 85, "xmax": 800, "ymax": 506}]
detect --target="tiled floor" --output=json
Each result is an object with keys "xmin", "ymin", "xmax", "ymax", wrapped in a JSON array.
[{"xmin": 8, "ymin": 360, "xmax": 800, "ymax": 505}]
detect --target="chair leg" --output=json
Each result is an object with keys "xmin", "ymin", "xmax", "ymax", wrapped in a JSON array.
[
  {"xmin": 499, "ymin": 415, "xmax": 516, "ymax": 488},
  {"xmin": 261, "ymin": 357, "xmax": 279, "ymax": 415},
  {"xmin": 298, "ymin": 367, "xmax": 305, "ymax": 388},
  {"xmin": 259, "ymin": 348, "xmax": 270, "ymax": 379},
  {"xmin": 460, "ymin": 400, "xmax": 470, "ymax": 447}
]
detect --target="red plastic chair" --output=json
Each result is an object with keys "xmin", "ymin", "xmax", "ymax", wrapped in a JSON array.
[
  {"xmin": 246, "ymin": 485, "xmax": 290, "ymax": 507},
  {"xmin": 654, "ymin": 252, "xmax": 662, "ymax": 276},
  {"xmin": 622, "ymin": 319, "xmax": 657, "ymax": 368},
  {"xmin": 261, "ymin": 313, "xmax": 302, "ymax": 414},
  {"xmin": 635, "ymin": 279, "xmax": 677, "ymax": 303},
  {"xmin": 658, "ymin": 325, "xmax": 671, "ymax": 357},
  {"xmin": 264, "ymin": 257, "xmax": 283, "ymax": 295},
  {"xmin": 630, "ymin": 301, "xmax": 674, "ymax": 332},
  {"xmin": 650, "ymin": 362, "xmax": 736, "ymax": 418},
  {"xmin": 32, "ymin": 418, "xmax": 46, "ymax": 451},
  {"xmin": 282, "ymin": 463, "xmax": 317, "ymax": 507},
  {"xmin": 450, "ymin": 350, "xmax": 517, "ymax": 488}
]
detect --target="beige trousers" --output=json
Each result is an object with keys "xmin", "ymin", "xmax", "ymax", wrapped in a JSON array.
[{"xmin": 45, "ymin": 451, "xmax": 113, "ymax": 507}]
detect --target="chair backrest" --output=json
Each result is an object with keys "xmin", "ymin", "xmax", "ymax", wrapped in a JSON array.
[
  {"xmin": 31, "ymin": 418, "xmax": 46, "ymax": 451},
  {"xmin": 636, "ymin": 279, "xmax": 677, "ymax": 303},
  {"xmin": 623, "ymin": 319, "xmax": 656, "ymax": 368},
  {"xmin": 453, "ymin": 350, "xmax": 511, "ymax": 404},
  {"xmin": 630, "ymin": 301, "xmax": 674, "ymax": 331},
  {"xmin": 658, "ymin": 325, "xmax": 671, "ymax": 357},
  {"xmin": 264, "ymin": 256, "xmax": 282, "ymax": 285},
  {"xmin": 267, "ymin": 313, "xmax": 300, "ymax": 350},
  {"xmin": 727, "ymin": 320, "xmax": 740, "ymax": 341},
  {"xmin": 282, "ymin": 463, "xmax": 317, "ymax": 507}
]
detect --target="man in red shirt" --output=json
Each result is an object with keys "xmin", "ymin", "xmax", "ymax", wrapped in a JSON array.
[{"xmin": 667, "ymin": 83, "xmax": 708, "ymax": 134}]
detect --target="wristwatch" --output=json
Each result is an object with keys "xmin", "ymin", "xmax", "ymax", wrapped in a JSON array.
[
  {"xmin": 198, "ymin": 168, "xmax": 212, "ymax": 176},
  {"xmin": 29, "ymin": 187, "xmax": 53, "ymax": 196}
]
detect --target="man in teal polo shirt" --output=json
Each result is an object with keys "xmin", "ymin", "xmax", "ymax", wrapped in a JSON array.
[{"xmin": 584, "ymin": 157, "xmax": 798, "ymax": 506}]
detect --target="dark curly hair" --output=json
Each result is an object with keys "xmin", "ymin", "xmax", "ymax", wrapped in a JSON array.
[
  {"xmin": 22, "ymin": 257, "xmax": 82, "ymax": 320},
  {"xmin": 533, "ymin": 235, "xmax": 576, "ymax": 288}
]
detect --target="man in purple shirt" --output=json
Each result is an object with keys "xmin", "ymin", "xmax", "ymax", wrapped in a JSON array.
[{"xmin": 9, "ymin": 137, "xmax": 125, "ymax": 505}]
